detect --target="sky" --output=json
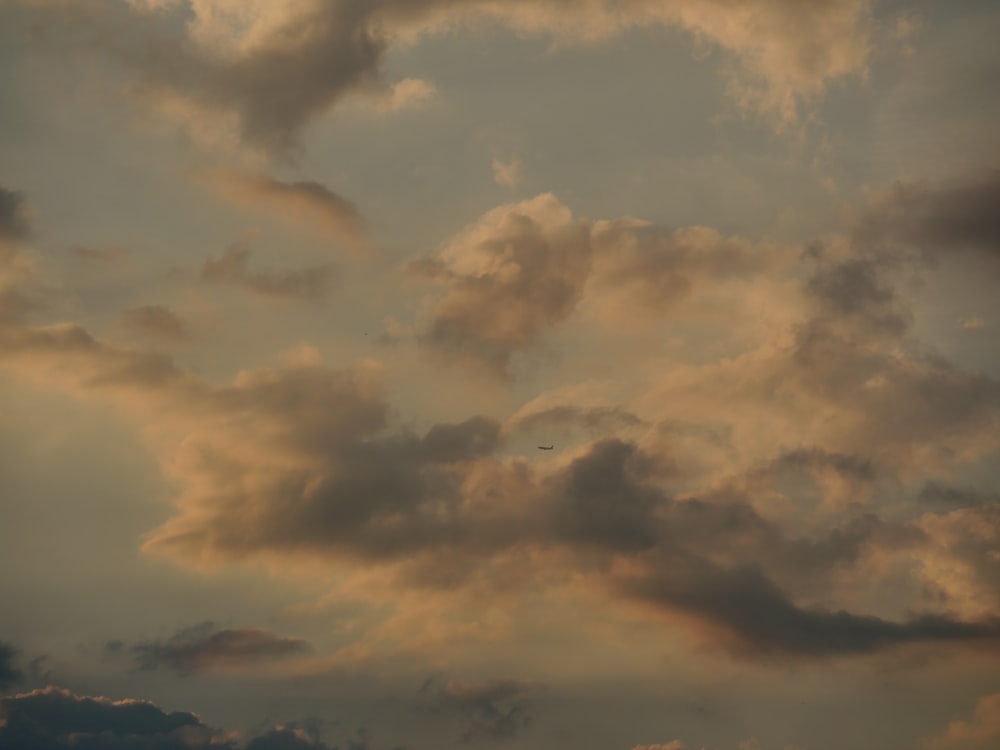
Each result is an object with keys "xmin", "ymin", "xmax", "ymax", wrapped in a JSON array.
[{"xmin": 0, "ymin": 1, "xmax": 999, "ymax": 749}]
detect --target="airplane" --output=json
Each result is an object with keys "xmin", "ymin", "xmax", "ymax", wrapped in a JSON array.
[{"xmin": 537, "ymin": 445, "xmax": 554, "ymax": 450}]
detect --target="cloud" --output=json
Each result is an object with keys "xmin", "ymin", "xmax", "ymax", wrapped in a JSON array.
[
  {"xmin": 857, "ymin": 171, "xmax": 1000, "ymax": 260},
  {"xmin": 0, "ymin": 686, "xmax": 342, "ymax": 749},
  {"xmin": 0, "ymin": 184, "xmax": 38, "ymax": 322},
  {"xmin": 410, "ymin": 195, "xmax": 794, "ymax": 376},
  {"xmin": 8, "ymin": 0, "xmax": 875, "ymax": 153},
  {"xmin": 506, "ymin": 404, "xmax": 645, "ymax": 437},
  {"xmin": 620, "ymin": 552, "xmax": 1000, "ymax": 658},
  {"xmin": 0, "ymin": 186, "xmax": 30, "ymax": 247},
  {"xmin": 435, "ymin": 678, "xmax": 535, "ymax": 742},
  {"xmin": 0, "ymin": 641, "xmax": 23, "ymax": 691},
  {"xmin": 121, "ymin": 621, "xmax": 310, "ymax": 675},
  {"xmin": 926, "ymin": 693, "xmax": 1000, "ymax": 749},
  {"xmin": 491, "ymin": 158, "xmax": 522, "ymax": 189},
  {"xmin": 4, "ymin": 174, "xmax": 1000, "ymax": 660},
  {"xmin": 119, "ymin": 305, "xmax": 189, "ymax": 341},
  {"xmin": 631, "ymin": 743, "xmax": 687, "ymax": 750},
  {"xmin": 0, "ymin": 686, "xmax": 230, "ymax": 749},
  {"xmin": 411, "ymin": 193, "xmax": 592, "ymax": 377},
  {"xmin": 202, "ymin": 237, "xmax": 337, "ymax": 301},
  {"xmin": 201, "ymin": 169, "xmax": 364, "ymax": 245}
]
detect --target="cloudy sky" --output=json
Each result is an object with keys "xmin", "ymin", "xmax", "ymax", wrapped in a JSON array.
[{"xmin": 1, "ymin": 1, "xmax": 999, "ymax": 749}]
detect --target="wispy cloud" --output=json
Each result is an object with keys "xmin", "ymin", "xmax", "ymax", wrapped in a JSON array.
[{"xmin": 202, "ymin": 236, "xmax": 336, "ymax": 301}]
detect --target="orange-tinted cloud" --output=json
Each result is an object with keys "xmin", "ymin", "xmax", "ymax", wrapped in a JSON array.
[
  {"xmin": 926, "ymin": 693, "xmax": 1000, "ymax": 750},
  {"xmin": 119, "ymin": 305, "xmax": 189, "ymax": 341},
  {"xmin": 201, "ymin": 169, "xmax": 364, "ymax": 246},
  {"xmin": 10, "ymin": 0, "xmax": 876, "ymax": 152}
]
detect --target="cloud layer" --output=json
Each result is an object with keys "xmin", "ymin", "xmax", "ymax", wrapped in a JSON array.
[{"xmin": 6, "ymin": 0, "xmax": 877, "ymax": 152}]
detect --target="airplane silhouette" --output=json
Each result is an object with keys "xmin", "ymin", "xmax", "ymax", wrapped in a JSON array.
[{"xmin": 537, "ymin": 445, "xmax": 554, "ymax": 450}]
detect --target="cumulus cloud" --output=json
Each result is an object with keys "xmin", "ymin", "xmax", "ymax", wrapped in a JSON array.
[
  {"xmin": 410, "ymin": 194, "xmax": 797, "ymax": 375},
  {"xmin": 926, "ymin": 693, "xmax": 1000, "ymax": 750},
  {"xmin": 8, "ymin": 310, "xmax": 996, "ymax": 659},
  {"xmin": 3, "ymin": 176, "xmax": 1000, "ymax": 660},
  {"xmin": 120, "ymin": 621, "xmax": 310, "ymax": 675},
  {"xmin": 0, "ymin": 686, "xmax": 344, "ymax": 749},
  {"xmin": 410, "ymin": 193, "xmax": 592, "ymax": 377},
  {"xmin": 202, "ymin": 237, "xmax": 336, "ymax": 301},
  {"xmin": 0, "ymin": 686, "xmax": 228, "ymax": 749},
  {"xmin": 119, "ymin": 305, "xmax": 189, "ymax": 341}
]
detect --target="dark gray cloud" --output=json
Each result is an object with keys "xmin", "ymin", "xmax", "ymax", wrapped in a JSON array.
[
  {"xmin": 0, "ymin": 687, "xmax": 355, "ymax": 750},
  {"xmin": 544, "ymin": 439, "xmax": 665, "ymax": 553},
  {"xmin": 119, "ymin": 305, "xmax": 188, "ymax": 342},
  {"xmin": 620, "ymin": 554, "xmax": 1000, "ymax": 658},
  {"xmin": 0, "ymin": 640, "xmax": 23, "ymax": 691},
  {"xmin": 918, "ymin": 481, "xmax": 999, "ymax": 509},
  {"xmin": 202, "ymin": 239, "xmax": 336, "ymax": 301},
  {"xmin": 858, "ymin": 171, "xmax": 1000, "ymax": 259},
  {"xmin": 435, "ymin": 679, "xmax": 535, "ymax": 743},
  {"xmin": 0, "ymin": 686, "xmax": 230, "ymax": 749},
  {"xmin": 417, "ymin": 416, "xmax": 502, "ymax": 463},
  {"xmin": 8, "ymin": 315, "xmax": 993, "ymax": 660},
  {"xmin": 90, "ymin": 0, "xmax": 387, "ymax": 156},
  {"xmin": 123, "ymin": 622, "xmax": 309, "ymax": 675}
]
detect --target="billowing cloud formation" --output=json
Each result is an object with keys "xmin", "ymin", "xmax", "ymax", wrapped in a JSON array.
[
  {"xmin": 6, "ymin": 0, "xmax": 875, "ymax": 152},
  {"xmin": 202, "ymin": 237, "xmax": 336, "ymax": 301},
  {"xmin": 410, "ymin": 194, "xmax": 592, "ymax": 376},
  {"xmin": 122, "ymin": 621, "xmax": 310, "ymax": 675},
  {"xmin": 0, "ymin": 686, "xmax": 343, "ymax": 749},
  {"xmin": 119, "ymin": 305, "xmax": 189, "ymax": 341},
  {"xmin": 926, "ymin": 693, "xmax": 1000, "ymax": 750},
  {"xmin": 435, "ymin": 679, "xmax": 535, "ymax": 742},
  {"xmin": 201, "ymin": 169, "xmax": 364, "ymax": 245},
  {"xmin": 0, "ymin": 686, "xmax": 227, "ymax": 749},
  {"xmin": 0, "ymin": 641, "xmax": 22, "ymax": 691},
  {"xmin": 411, "ymin": 195, "xmax": 789, "ymax": 375},
  {"xmin": 2, "ymin": 180, "xmax": 1000, "ymax": 660}
]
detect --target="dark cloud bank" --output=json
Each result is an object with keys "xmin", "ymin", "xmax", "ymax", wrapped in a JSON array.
[
  {"xmin": 108, "ymin": 622, "xmax": 310, "ymax": 676},
  {"xmin": 0, "ymin": 685, "xmax": 339, "ymax": 750}
]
